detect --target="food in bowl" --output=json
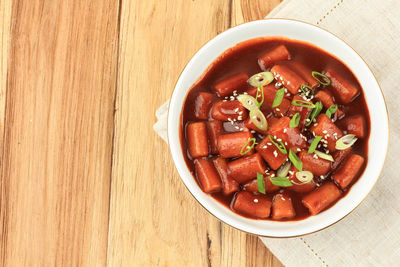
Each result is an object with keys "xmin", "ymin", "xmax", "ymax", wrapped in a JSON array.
[{"xmin": 180, "ymin": 37, "xmax": 370, "ymax": 221}]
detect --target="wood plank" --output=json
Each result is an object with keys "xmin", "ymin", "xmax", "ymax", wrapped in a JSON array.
[
  {"xmin": 108, "ymin": 0, "xmax": 283, "ymax": 266},
  {"xmin": 0, "ymin": 0, "xmax": 11, "ymax": 150},
  {"xmin": 0, "ymin": 0, "xmax": 120, "ymax": 266}
]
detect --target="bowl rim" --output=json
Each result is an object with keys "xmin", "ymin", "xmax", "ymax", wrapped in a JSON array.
[{"xmin": 166, "ymin": 18, "xmax": 389, "ymax": 238}]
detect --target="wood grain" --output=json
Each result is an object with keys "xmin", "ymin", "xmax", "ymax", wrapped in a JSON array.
[
  {"xmin": 0, "ymin": 0, "xmax": 284, "ymax": 266},
  {"xmin": 107, "ymin": 0, "xmax": 283, "ymax": 266},
  {"xmin": 0, "ymin": 0, "xmax": 120, "ymax": 266}
]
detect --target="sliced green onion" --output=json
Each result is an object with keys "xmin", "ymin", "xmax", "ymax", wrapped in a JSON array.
[
  {"xmin": 272, "ymin": 88, "xmax": 285, "ymax": 108},
  {"xmin": 306, "ymin": 101, "xmax": 323, "ymax": 126},
  {"xmin": 277, "ymin": 161, "xmax": 291, "ymax": 177},
  {"xmin": 295, "ymin": 171, "xmax": 314, "ymax": 183},
  {"xmin": 257, "ymin": 172, "xmax": 266, "ymax": 194},
  {"xmin": 248, "ymin": 71, "xmax": 274, "ymax": 87},
  {"xmin": 300, "ymin": 84, "xmax": 314, "ymax": 96},
  {"xmin": 308, "ymin": 136, "xmax": 322, "ymax": 154},
  {"xmin": 249, "ymin": 109, "xmax": 268, "ymax": 131},
  {"xmin": 269, "ymin": 135, "xmax": 287, "ymax": 154},
  {"xmin": 326, "ymin": 104, "xmax": 338, "ymax": 119},
  {"xmin": 237, "ymin": 94, "xmax": 258, "ymax": 111},
  {"xmin": 255, "ymin": 85, "xmax": 265, "ymax": 107},
  {"xmin": 269, "ymin": 177, "xmax": 293, "ymax": 187},
  {"xmin": 336, "ymin": 134, "xmax": 358, "ymax": 150},
  {"xmin": 314, "ymin": 150, "xmax": 334, "ymax": 162},
  {"xmin": 240, "ymin": 137, "xmax": 256, "ymax": 155},
  {"xmin": 291, "ymin": 99, "xmax": 315, "ymax": 109},
  {"xmin": 289, "ymin": 150, "xmax": 303, "ymax": 171},
  {"xmin": 290, "ymin": 113, "xmax": 300, "ymax": 128},
  {"xmin": 312, "ymin": 71, "xmax": 331, "ymax": 86}
]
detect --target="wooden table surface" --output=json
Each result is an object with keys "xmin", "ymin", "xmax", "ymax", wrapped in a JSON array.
[{"xmin": 0, "ymin": 0, "xmax": 284, "ymax": 266}]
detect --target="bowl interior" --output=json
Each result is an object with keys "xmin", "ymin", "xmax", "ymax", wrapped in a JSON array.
[{"xmin": 168, "ymin": 19, "xmax": 388, "ymax": 237}]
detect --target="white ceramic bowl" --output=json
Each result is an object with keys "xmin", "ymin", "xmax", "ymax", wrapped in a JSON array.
[{"xmin": 167, "ymin": 19, "xmax": 389, "ymax": 237}]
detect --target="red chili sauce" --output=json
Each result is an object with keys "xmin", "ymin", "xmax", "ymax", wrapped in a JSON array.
[{"xmin": 180, "ymin": 37, "xmax": 370, "ymax": 221}]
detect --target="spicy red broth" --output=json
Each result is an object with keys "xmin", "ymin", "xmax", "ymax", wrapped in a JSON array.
[{"xmin": 180, "ymin": 37, "xmax": 370, "ymax": 221}]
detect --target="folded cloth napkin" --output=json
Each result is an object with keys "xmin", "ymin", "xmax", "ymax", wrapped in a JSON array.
[{"xmin": 154, "ymin": 0, "xmax": 400, "ymax": 265}]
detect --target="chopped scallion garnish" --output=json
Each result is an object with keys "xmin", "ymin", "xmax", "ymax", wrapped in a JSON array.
[
  {"xmin": 295, "ymin": 171, "xmax": 314, "ymax": 183},
  {"xmin": 291, "ymin": 99, "xmax": 315, "ymax": 109},
  {"xmin": 289, "ymin": 149, "xmax": 303, "ymax": 171},
  {"xmin": 290, "ymin": 113, "xmax": 300, "ymax": 128},
  {"xmin": 314, "ymin": 150, "xmax": 334, "ymax": 162},
  {"xmin": 255, "ymin": 85, "xmax": 265, "ymax": 107},
  {"xmin": 326, "ymin": 104, "xmax": 338, "ymax": 119},
  {"xmin": 269, "ymin": 176, "xmax": 293, "ymax": 187},
  {"xmin": 250, "ymin": 108, "xmax": 268, "ymax": 131},
  {"xmin": 240, "ymin": 137, "xmax": 256, "ymax": 155},
  {"xmin": 277, "ymin": 161, "xmax": 291, "ymax": 177},
  {"xmin": 237, "ymin": 94, "xmax": 258, "ymax": 111},
  {"xmin": 306, "ymin": 101, "xmax": 323, "ymax": 126},
  {"xmin": 269, "ymin": 135, "xmax": 287, "ymax": 154},
  {"xmin": 336, "ymin": 134, "xmax": 358, "ymax": 150},
  {"xmin": 300, "ymin": 84, "xmax": 314, "ymax": 96},
  {"xmin": 257, "ymin": 172, "xmax": 266, "ymax": 194},
  {"xmin": 248, "ymin": 71, "xmax": 274, "ymax": 87},
  {"xmin": 272, "ymin": 88, "xmax": 285, "ymax": 108},
  {"xmin": 308, "ymin": 136, "xmax": 322, "ymax": 154},
  {"xmin": 312, "ymin": 71, "xmax": 331, "ymax": 86}
]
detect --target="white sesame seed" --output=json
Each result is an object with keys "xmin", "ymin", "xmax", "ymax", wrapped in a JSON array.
[
  {"xmin": 237, "ymin": 116, "xmax": 242, "ymax": 120},
  {"xmin": 273, "ymin": 150, "xmax": 278, "ymax": 157},
  {"xmin": 270, "ymin": 173, "xmax": 276, "ymax": 177},
  {"xmin": 277, "ymin": 138, "xmax": 282, "ymax": 142},
  {"xmin": 253, "ymin": 198, "xmax": 259, "ymax": 203},
  {"xmin": 250, "ymin": 130, "xmax": 255, "ymax": 133},
  {"xmin": 243, "ymin": 92, "xmax": 248, "ymax": 95},
  {"xmin": 314, "ymin": 123, "xmax": 318, "ymax": 126},
  {"xmin": 223, "ymin": 99, "xmax": 227, "ymax": 102},
  {"xmin": 285, "ymin": 142, "xmax": 288, "ymax": 146},
  {"xmin": 267, "ymin": 143, "xmax": 272, "ymax": 145},
  {"xmin": 283, "ymin": 128, "xmax": 287, "ymax": 133},
  {"xmin": 276, "ymin": 108, "xmax": 280, "ymax": 111},
  {"xmin": 235, "ymin": 126, "xmax": 240, "ymax": 130},
  {"xmin": 297, "ymin": 148, "xmax": 301, "ymax": 152},
  {"xmin": 263, "ymin": 145, "xmax": 267, "ymax": 149},
  {"xmin": 322, "ymin": 130, "xmax": 328, "ymax": 134},
  {"xmin": 234, "ymin": 107, "xmax": 239, "ymax": 112},
  {"xmin": 313, "ymin": 154, "xmax": 318, "ymax": 159}
]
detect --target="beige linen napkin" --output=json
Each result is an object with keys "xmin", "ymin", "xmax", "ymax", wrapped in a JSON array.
[{"xmin": 154, "ymin": 0, "xmax": 400, "ymax": 265}]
